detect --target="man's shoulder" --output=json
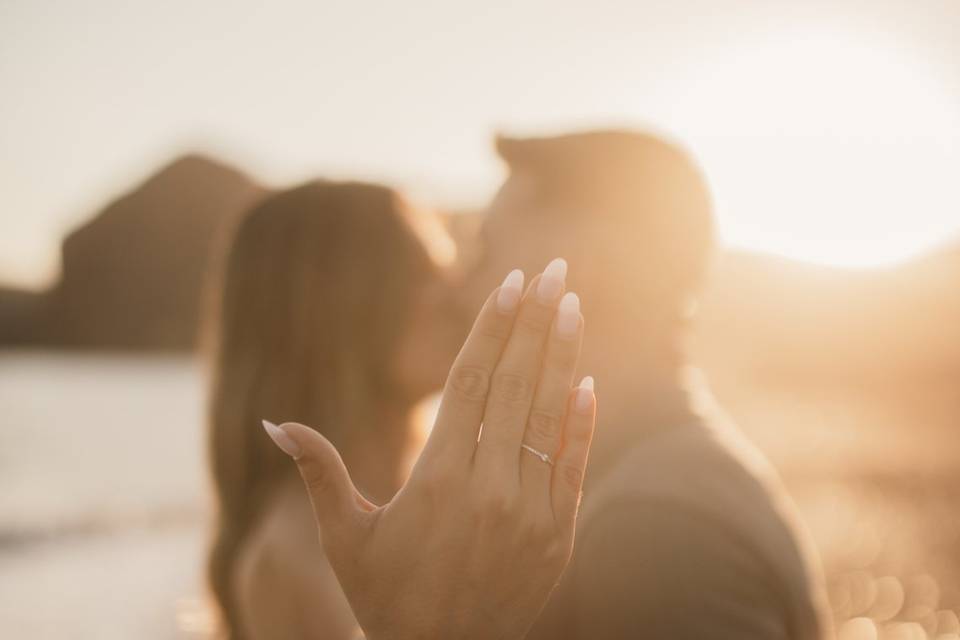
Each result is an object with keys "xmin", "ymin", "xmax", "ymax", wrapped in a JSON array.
[
  {"xmin": 559, "ymin": 421, "xmax": 830, "ymax": 640},
  {"xmin": 584, "ymin": 419, "xmax": 788, "ymax": 530},
  {"xmin": 579, "ymin": 418, "xmax": 824, "ymax": 600}
]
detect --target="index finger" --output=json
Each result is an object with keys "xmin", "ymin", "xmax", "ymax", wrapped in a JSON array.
[{"xmin": 418, "ymin": 269, "xmax": 525, "ymax": 464}]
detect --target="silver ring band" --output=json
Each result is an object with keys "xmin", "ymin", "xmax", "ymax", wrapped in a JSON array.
[{"xmin": 521, "ymin": 443, "xmax": 554, "ymax": 466}]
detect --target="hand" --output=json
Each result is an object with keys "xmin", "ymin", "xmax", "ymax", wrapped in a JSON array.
[{"xmin": 263, "ymin": 258, "xmax": 596, "ymax": 640}]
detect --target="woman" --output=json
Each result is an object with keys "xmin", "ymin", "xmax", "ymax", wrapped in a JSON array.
[{"xmin": 206, "ymin": 180, "xmax": 463, "ymax": 639}]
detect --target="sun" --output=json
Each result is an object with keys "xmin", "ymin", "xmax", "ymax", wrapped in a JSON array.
[{"xmin": 669, "ymin": 30, "xmax": 960, "ymax": 268}]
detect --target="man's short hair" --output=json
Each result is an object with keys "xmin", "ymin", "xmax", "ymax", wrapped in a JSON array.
[{"xmin": 496, "ymin": 129, "xmax": 716, "ymax": 300}]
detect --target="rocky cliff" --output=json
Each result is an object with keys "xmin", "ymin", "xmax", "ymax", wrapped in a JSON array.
[{"xmin": 0, "ymin": 155, "xmax": 262, "ymax": 349}]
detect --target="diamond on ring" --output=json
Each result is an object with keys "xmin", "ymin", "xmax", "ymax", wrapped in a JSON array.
[{"xmin": 521, "ymin": 443, "xmax": 554, "ymax": 466}]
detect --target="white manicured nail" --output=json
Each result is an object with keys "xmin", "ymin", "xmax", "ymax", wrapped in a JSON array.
[
  {"xmin": 575, "ymin": 376, "xmax": 595, "ymax": 413},
  {"xmin": 536, "ymin": 258, "xmax": 567, "ymax": 302},
  {"xmin": 556, "ymin": 292, "xmax": 580, "ymax": 338},
  {"xmin": 262, "ymin": 419, "xmax": 302, "ymax": 459},
  {"xmin": 496, "ymin": 269, "xmax": 525, "ymax": 312}
]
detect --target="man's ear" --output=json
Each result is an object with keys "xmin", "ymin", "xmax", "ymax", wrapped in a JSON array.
[
  {"xmin": 493, "ymin": 172, "xmax": 539, "ymax": 212},
  {"xmin": 496, "ymin": 133, "xmax": 539, "ymax": 167},
  {"xmin": 495, "ymin": 134, "xmax": 517, "ymax": 163}
]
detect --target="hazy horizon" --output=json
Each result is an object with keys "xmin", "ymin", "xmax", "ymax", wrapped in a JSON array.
[{"xmin": 3, "ymin": 0, "xmax": 960, "ymax": 289}]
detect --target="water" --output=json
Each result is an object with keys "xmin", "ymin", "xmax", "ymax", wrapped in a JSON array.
[
  {"xmin": 1, "ymin": 352, "xmax": 957, "ymax": 638},
  {"xmin": 0, "ymin": 352, "xmax": 208, "ymax": 639},
  {"xmin": 714, "ymin": 372, "xmax": 960, "ymax": 639}
]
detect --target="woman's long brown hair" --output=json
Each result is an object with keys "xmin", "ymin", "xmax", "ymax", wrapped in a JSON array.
[{"xmin": 205, "ymin": 180, "xmax": 435, "ymax": 639}]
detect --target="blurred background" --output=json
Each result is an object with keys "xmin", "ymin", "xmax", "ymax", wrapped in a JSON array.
[{"xmin": 1, "ymin": 1, "xmax": 958, "ymax": 638}]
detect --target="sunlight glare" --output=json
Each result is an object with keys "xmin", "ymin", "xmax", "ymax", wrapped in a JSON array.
[{"xmin": 672, "ymin": 32, "xmax": 960, "ymax": 268}]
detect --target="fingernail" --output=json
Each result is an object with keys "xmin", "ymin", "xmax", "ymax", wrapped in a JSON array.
[
  {"xmin": 262, "ymin": 419, "xmax": 302, "ymax": 459},
  {"xmin": 556, "ymin": 292, "xmax": 580, "ymax": 338},
  {"xmin": 536, "ymin": 258, "xmax": 567, "ymax": 302},
  {"xmin": 575, "ymin": 376, "xmax": 595, "ymax": 413},
  {"xmin": 496, "ymin": 269, "xmax": 525, "ymax": 312}
]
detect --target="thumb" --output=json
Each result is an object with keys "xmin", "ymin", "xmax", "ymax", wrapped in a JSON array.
[{"xmin": 262, "ymin": 420, "xmax": 372, "ymax": 539}]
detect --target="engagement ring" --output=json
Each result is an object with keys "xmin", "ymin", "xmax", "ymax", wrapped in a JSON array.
[{"xmin": 521, "ymin": 444, "xmax": 554, "ymax": 466}]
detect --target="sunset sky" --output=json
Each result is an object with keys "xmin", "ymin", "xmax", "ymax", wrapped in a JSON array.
[{"xmin": 2, "ymin": 0, "xmax": 959, "ymax": 288}]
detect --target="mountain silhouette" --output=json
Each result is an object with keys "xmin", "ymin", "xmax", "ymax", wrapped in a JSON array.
[
  {"xmin": 0, "ymin": 154, "xmax": 263, "ymax": 349},
  {"xmin": 693, "ymin": 244, "xmax": 960, "ymax": 382},
  {"xmin": 690, "ymin": 243, "xmax": 960, "ymax": 482},
  {"xmin": 1, "ymin": 159, "xmax": 957, "ymax": 380}
]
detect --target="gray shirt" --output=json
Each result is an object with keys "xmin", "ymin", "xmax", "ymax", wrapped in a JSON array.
[{"xmin": 528, "ymin": 417, "xmax": 831, "ymax": 639}]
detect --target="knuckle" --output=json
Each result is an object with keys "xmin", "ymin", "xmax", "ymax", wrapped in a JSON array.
[
  {"xmin": 475, "ymin": 489, "xmax": 517, "ymax": 521},
  {"xmin": 477, "ymin": 318, "xmax": 512, "ymax": 342},
  {"xmin": 515, "ymin": 311, "xmax": 551, "ymax": 336},
  {"xmin": 302, "ymin": 469, "xmax": 329, "ymax": 496},
  {"xmin": 541, "ymin": 539, "xmax": 568, "ymax": 566},
  {"xmin": 561, "ymin": 463, "xmax": 584, "ymax": 491},
  {"xmin": 546, "ymin": 345, "xmax": 578, "ymax": 370},
  {"xmin": 566, "ymin": 417, "xmax": 593, "ymax": 443},
  {"xmin": 447, "ymin": 365, "xmax": 490, "ymax": 401},
  {"xmin": 527, "ymin": 409, "xmax": 563, "ymax": 442},
  {"xmin": 492, "ymin": 372, "xmax": 532, "ymax": 405}
]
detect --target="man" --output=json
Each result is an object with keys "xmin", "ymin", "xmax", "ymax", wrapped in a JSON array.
[{"xmin": 457, "ymin": 130, "xmax": 832, "ymax": 639}]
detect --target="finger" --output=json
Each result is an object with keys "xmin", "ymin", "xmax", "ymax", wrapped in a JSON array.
[
  {"xmin": 262, "ymin": 421, "xmax": 373, "ymax": 544},
  {"xmin": 419, "ymin": 269, "xmax": 525, "ymax": 465},
  {"xmin": 551, "ymin": 377, "xmax": 596, "ymax": 536},
  {"xmin": 475, "ymin": 258, "xmax": 567, "ymax": 475},
  {"xmin": 520, "ymin": 292, "xmax": 582, "ymax": 500}
]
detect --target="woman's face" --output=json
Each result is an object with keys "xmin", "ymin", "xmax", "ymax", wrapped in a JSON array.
[{"xmin": 389, "ymin": 267, "xmax": 467, "ymax": 401}]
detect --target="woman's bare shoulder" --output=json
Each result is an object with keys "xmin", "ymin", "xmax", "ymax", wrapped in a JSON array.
[{"xmin": 235, "ymin": 483, "xmax": 359, "ymax": 639}]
